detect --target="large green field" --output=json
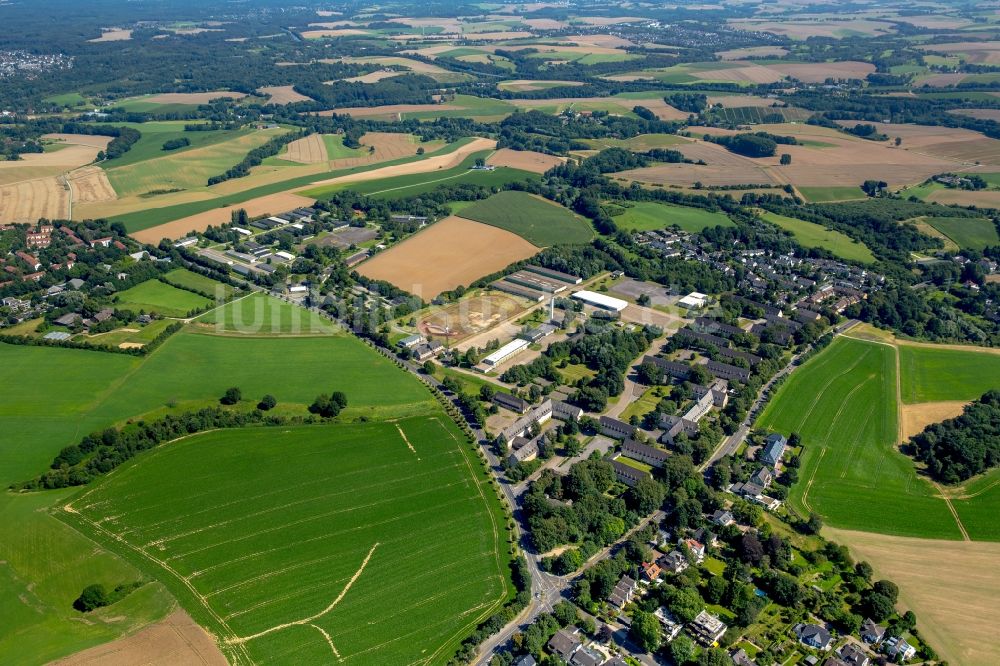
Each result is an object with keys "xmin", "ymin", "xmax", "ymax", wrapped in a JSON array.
[
  {"xmin": 64, "ymin": 418, "xmax": 510, "ymax": 664},
  {"xmin": 613, "ymin": 201, "xmax": 734, "ymax": 232},
  {"xmin": 924, "ymin": 216, "xmax": 1000, "ymax": 251},
  {"xmin": 760, "ymin": 211, "xmax": 876, "ymax": 263},
  {"xmin": 899, "ymin": 344, "xmax": 1000, "ymax": 403},
  {"xmin": 115, "ymin": 279, "xmax": 213, "ymax": 317},
  {"xmin": 455, "ymin": 190, "xmax": 594, "ymax": 246},
  {"xmin": 797, "ymin": 186, "xmax": 867, "ymax": 203},
  {"xmin": 161, "ymin": 267, "xmax": 237, "ymax": 299},
  {"xmin": 98, "ymin": 121, "xmax": 254, "ymax": 170},
  {"xmin": 195, "ymin": 293, "xmax": 339, "ymax": 335},
  {"xmin": 758, "ymin": 336, "xmax": 1000, "ymax": 541},
  {"xmin": 0, "ymin": 296, "xmax": 477, "ymax": 662}
]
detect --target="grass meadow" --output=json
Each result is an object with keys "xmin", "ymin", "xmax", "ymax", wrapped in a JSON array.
[
  {"xmin": 898, "ymin": 345, "xmax": 1000, "ymax": 403},
  {"xmin": 195, "ymin": 293, "xmax": 339, "ymax": 335},
  {"xmin": 115, "ymin": 279, "xmax": 213, "ymax": 317},
  {"xmin": 0, "ymin": 297, "xmax": 461, "ymax": 662},
  {"xmin": 613, "ymin": 201, "xmax": 734, "ymax": 232},
  {"xmin": 97, "ymin": 121, "xmax": 253, "ymax": 169},
  {"xmin": 161, "ymin": 267, "xmax": 238, "ymax": 299},
  {"xmin": 757, "ymin": 337, "xmax": 962, "ymax": 539},
  {"xmin": 65, "ymin": 419, "xmax": 512, "ymax": 664},
  {"xmin": 760, "ymin": 211, "xmax": 876, "ymax": 263},
  {"xmin": 456, "ymin": 190, "xmax": 594, "ymax": 246},
  {"xmin": 797, "ymin": 186, "xmax": 867, "ymax": 202},
  {"xmin": 924, "ymin": 216, "xmax": 1000, "ymax": 250}
]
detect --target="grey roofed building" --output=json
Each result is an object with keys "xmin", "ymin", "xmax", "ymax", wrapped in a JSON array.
[
  {"xmin": 507, "ymin": 439, "xmax": 539, "ymax": 467},
  {"xmin": 607, "ymin": 575, "xmax": 637, "ymax": 608},
  {"xmin": 612, "ymin": 459, "xmax": 652, "ymax": 487},
  {"xmin": 552, "ymin": 399, "xmax": 583, "ymax": 422},
  {"xmin": 676, "ymin": 327, "xmax": 730, "ymax": 350},
  {"xmin": 730, "ymin": 481, "xmax": 764, "ymax": 499},
  {"xmin": 689, "ymin": 610, "xmax": 727, "ymax": 645},
  {"xmin": 704, "ymin": 359, "xmax": 751, "ymax": 382},
  {"xmin": 860, "ymin": 618, "xmax": 886, "ymax": 645},
  {"xmin": 793, "ymin": 307, "xmax": 822, "ymax": 323},
  {"xmin": 53, "ymin": 313, "xmax": 81, "ymax": 327},
  {"xmin": 513, "ymin": 655, "xmax": 537, "ymax": 666},
  {"xmin": 711, "ymin": 509, "xmax": 735, "ymax": 526},
  {"xmin": 717, "ymin": 346, "xmax": 763, "ymax": 367},
  {"xmin": 600, "ymin": 415, "xmax": 636, "ymax": 440},
  {"xmin": 731, "ymin": 648, "xmax": 759, "ymax": 666},
  {"xmin": 694, "ymin": 316, "xmax": 745, "ymax": 339},
  {"xmin": 642, "ymin": 355, "xmax": 691, "ymax": 380},
  {"xmin": 838, "ymin": 642, "xmax": 870, "ymax": 666},
  {"xmin": 43, "ymin": 331, "xmax": 71, "ymax": 340},
  {"xmin": 795, "ymin": 623, "xmax": 833, "ymax": 650},
  {"xmin": 570, "ymin": 647, "xmax": 603, "ymax": 666},
  {"xmin": 621, "ymin": 438, "xmax": 669, "ymax": 467},
  {"xmin": 761, "ymin": 433, "xmax": 787, "ymax": 466},
  {"xmin": 751, "ymin": 466, "xmax": 773, "ymax": 488},
  {"xmin": 547, "ymin": 628, "xmax": 582, "ymax": 661},
  {"xmin": 67, "ymin": 278, "xmax": 85, "ymax": 290},
  {"xmin": 493, "ymin": 392, "xmax": 530, "ymax": 414},
  {"xmin": 659, "ymin": 550, "xmax": 688, "ymax": 573},
  {"xmin": 398, "ymin": 333, "xmax": 423, "ymax": 348}
]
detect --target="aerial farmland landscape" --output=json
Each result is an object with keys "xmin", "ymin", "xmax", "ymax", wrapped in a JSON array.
[{"xmin": 1, "ymin": 1, "xmax": 1000, "ymax": 665}]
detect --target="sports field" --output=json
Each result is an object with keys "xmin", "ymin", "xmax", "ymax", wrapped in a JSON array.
[
  {"xmin": 115, "ymin": 279, "xmax": 213, "ymax": 317},
  {"xmin": 759, "ymin": 211, "xmax": 876, "ymax": 263},
  {"xmin": 64, "ymin": 418, "xmax": 511, "ymax": 664},
  {"xmin": 456, "ymin": 191, "xmax": 593, "ymax": 246},
  {"xmin": 613, "ymin": 201, "xmax": 734, "ymax": 232},
  {"xmin": 923, "ymin": 216, "xmax": 1000, "ymax": 251}
]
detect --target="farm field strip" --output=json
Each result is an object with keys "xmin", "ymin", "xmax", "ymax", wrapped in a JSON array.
[
  {"xmin": 455, "ymin": 190, "xmax": 594, "ymax": 246},
  {"xmin": 65, "ymin": 418, "xmax": 510, "ymax": 664}
]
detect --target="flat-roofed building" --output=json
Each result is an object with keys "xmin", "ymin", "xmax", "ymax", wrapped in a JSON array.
[{"xmin": 571, "ymin": 290, "xmax": 628, "ymax": 312}]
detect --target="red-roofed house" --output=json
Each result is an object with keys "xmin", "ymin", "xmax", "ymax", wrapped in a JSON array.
[{"xmin": 16, "ymin": 251, "xmax": 41, "ymax": 270}]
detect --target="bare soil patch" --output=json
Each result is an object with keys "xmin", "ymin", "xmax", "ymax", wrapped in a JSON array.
[
  {"xmin": 717, "ymin": 45, "xmax": 789, "ymax": 60},
  {"xmin": 900, "ymin": 401, "xmax": 969, "ymax": 441},
  {"xmin": 417, "ymin": 292, "xmax": 534, "ymax": 342},
  {"xmin": 67, "ymin": 166, "xmax": 117, "ymax": 204},
  {"xmin": 131, "ymin": 192, "xmax": 315, "ymax": 244},
  {"xmin": 357, "ymin": 216, "xmax": 538, "ymax": 299},
  {"xmin": 145, "ymin": 92, "xmax": 245, "ymax": 105},
  {"xmin": 89, "ymin": 28, "xmax": 132, "ymax": 42},
  {"xmin": 50, "ymin": 609, "xmax": 227, "ymax": 666},
  {"xmin": 304, "ymin": 138, "xmax": 496, "ymax": 190},
  {"xmin": 487, "ymin": 148, "xmax": 565, "ymax": 173},
  {"xmin": 257, "ymin": 86, "xmax": 313, "ymax": 104},
  {"xmin": 825, "ymin": 528, "xmax": 1000, "ymax": 666},
  {"xmin": 284, "ymin": 135, "xmax": 328, "ymax": 164}
]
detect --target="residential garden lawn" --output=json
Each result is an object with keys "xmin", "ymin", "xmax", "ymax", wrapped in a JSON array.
[
  {"xmin": 898, "ymin": 344, "xmax": 1000, "ymax": 403},
  {"xmin": 456, "ymin": 190, "xmax": 594, "ymax": 246},
  {"xmin": 616, "ymin": 456, "xmax": 654, "ymax": 473},
  {"xmin": 759, "ymin": 211, "xmax": 876, "ymax": 264},
  {"xmin": 619, "ymin": 388, "xmax": 662, "ymax": 422},
  {"xmin": 62, "ymin": 417, "xmax": 512, "ymax": 665},
  {"xmin": 0, "ymin": 305, "xmax": 451, "ymax": 662},
  {"xmin": 756, "ymin": 337, "xmax": 962, "ymax": 539},
  {"xmin": 613, "ymin": 201, "xmax": 734, "ymax": 232},
  {"xmin": 924, "ymin": 216, "xmax": 1000, "ymax": 251},
  {"xmin": 702, "ymin": 557, "xmax": 727, "ymax": 576},
  {"xmin": 115, "ymin": 279, "xmax": 213, "ymax": 317},
  {"xmin": 195, "ymin": 293, "xmax": 338, "ymax": 335},
  {"xmin": 98, "ymin": 121, "xmax": 253, "ymax": 169},
  {"xmin": 797, "ymin": 186, "xmax": 867, "ymax": 202},
  {"xmin": 161, "ymin": 267, "xmax": 236, "ymax": 299},
  {"xmin": 105, "ymin": 127, "xmax": 287, "ymax": 197}
]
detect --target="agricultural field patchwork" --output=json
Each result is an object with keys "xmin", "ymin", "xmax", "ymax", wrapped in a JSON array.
[{"xmin": 64, "ymin": 418, "xmax": 511, "ymax": 665}]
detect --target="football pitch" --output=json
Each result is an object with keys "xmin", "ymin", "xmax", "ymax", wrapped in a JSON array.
[{"xmin": 64, "ymin": 418, "xmax": 511, "ymax": 664}]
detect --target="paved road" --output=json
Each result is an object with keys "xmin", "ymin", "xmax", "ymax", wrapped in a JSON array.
[{"xmin": 701, "ymin": 319, "xmax": 859, "ymax": 470}]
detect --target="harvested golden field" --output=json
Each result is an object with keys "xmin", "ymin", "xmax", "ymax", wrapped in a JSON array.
[
  {"xmin": 900, "ymin": 401, "xmax": 969, "ymax": 440},
  {"xmin": 523, "ymin": 18, "xmax": 568, "ymax": 30},
  {"xmin": 619, "ymin": 141, "xmax": 781, "ymax": 188},
  {"xmin": 487, "ymin": 148, "xmax": 564, "ymax": 173},
  {"xmin": 340, "ymin": 70, "xmax": 405, "ymax": 83},
  {"xmin": 949, "ymin": 109, "xmax": 1000, "ymax": 122},
  {"xmin": 575, "ymin": 16, "xmax": 643, "ymax": 26},
  {"xmin": 927, "ymin": 188, "xmax": 1000, "ymax": 208},
  {"xmin": 771, "ymin": 61, "xmax": 875, "ymax": 83},
  {"xmin": 728, "ymin": 19, "xmax": 895, "ymax": 39},
  {"xmin": 89, "ymin": 28, "xmax": 132, "ymax": 42},
  {"xmin": 257, "ymin": 85, "xmax": 313, "ymax": 104},
  {"xmin": 283, "ymin": 134, "xmax": 328, "ymax": 164},
  {"xmin": 305, "ymin": 137, "xmax": 496, "ymax": 190},
  {"xmin": 145, "ymin": 91, "xmax": 245, "ymax": 105},
  {"xmin": 707, "ymin": 94, "xmax": 785, "ymax": 107},
  {"xmin": 43, "ymin": 133, "xmax": 113, "ymax": 149},
  {"xmin": 0, "ymin": 134, "xmax": 109, "ymax": 185},
  {"xmin": 498, "ymin": 79, "xmax": 583, "ymax": 92},
  {"xmin": 855, "ymin": 122, "xmax": 1000, "ymax": 167},
  {"xmin": 0, "ymin": 176, "xmax": 69, "ymax": 223},
  {"xmin": 318, "ymin": 102, "xmax": 461, "ymax": 119},
  {"xmin": 564, "ymin": 34, "xmax": 635, "ymax": 48},
  {"xmin": 826, "ymin": 528, "xmax": 1000, "ymax": 666},
  {"xmin": 335, "ymin": 56, "xmax": 452, "ymax": 75},
  {"xmin": 357, "ymin": 216, "xmax": 538, "ymax": 299},
  {"xmin": 918, "ymin": 73, "xmax": 970, "ymax": 87},
  {"xmin": 67, "ymin": 166, "xmax": 116, "ymax": 204},
  {"xmin": 300, "ymin": 28, "xmax": 370, "ymax": 38},
  {"xmin": 74, "ymin": 189, "xmax": 221, "ymax": 221},
  {"xmin": 131, "ymin": 192, "xmax": 315, "ymax": 244},
  {"xmin": 717, "ymin": 45, "xmax": 789, "ymax": 60},
  {"xmin": 920, "ymin": 41, "xmax": 1000, "ymax": 64},
  {"xmin": 50, "ymin": 609, "xmax": 227, "ymax": 666}
]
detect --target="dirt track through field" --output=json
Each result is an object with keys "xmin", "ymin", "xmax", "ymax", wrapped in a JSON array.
[
  {"xmin": 131, "ymin": 192, "xmax": 315, "ymax": 243},
  {"xmin": 357, "ymin": 216, "xmax": 537, "ymax": 299},
  {"xmin": 284, "ymin": 135, "xmax": 328, "ymax": 164},
  {"xmin": 49, "ymin": 609, "xmax": 227, "ymax": 666},
  {"xmin": 826, "ymin": 527, "xmax": 1000, "ymax": 666},
  {"xmin": 304, "ymin": 138, "xmax": 496, "ymax": 189}
]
